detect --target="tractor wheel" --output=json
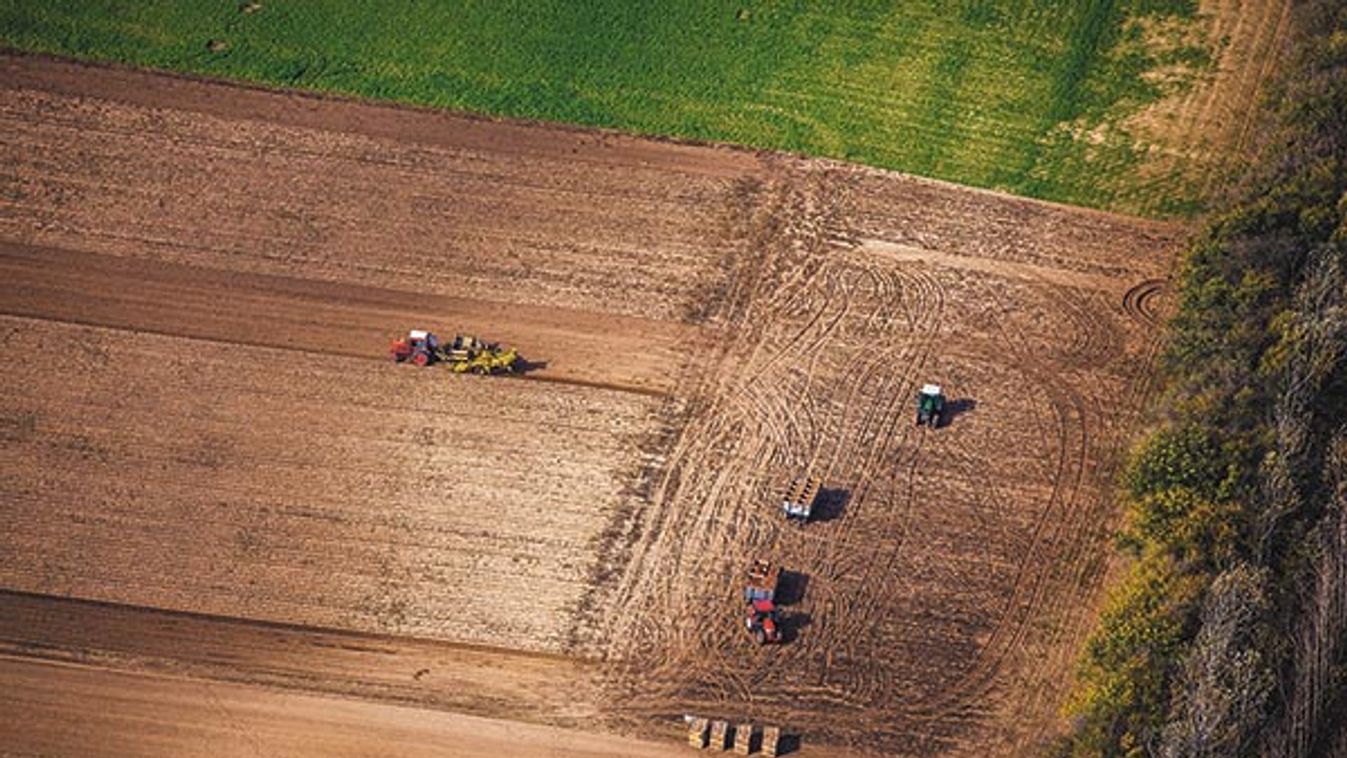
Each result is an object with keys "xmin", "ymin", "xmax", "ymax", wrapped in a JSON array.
[
  {"xmin": 754, "ymin": 628, "xmax": 767, "ymax": 645},
  {"xmin": 412, "ymin": 351, "xmax": 430, "ymax": 367}
]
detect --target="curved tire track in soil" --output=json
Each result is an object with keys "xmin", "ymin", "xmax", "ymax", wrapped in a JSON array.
[
  {"xmin": 591, "ymin": 166, "xmax": 1177, "ymax": 754},
  {"xmin": 889, "ymin": 275, "xmax": 1090, "ymax": 723},
  {"xmin": 1122, "ymin": 278, "xmax": 1169, "ymax": 328}
]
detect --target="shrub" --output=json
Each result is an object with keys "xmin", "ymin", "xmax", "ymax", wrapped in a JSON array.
[{"xmin": 1065, "ymin": 551, "xmax": 1206, "ymax": 758}]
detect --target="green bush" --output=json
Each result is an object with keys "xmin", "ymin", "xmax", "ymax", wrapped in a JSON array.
[
  {"xmin": 1119, "ymin": 428, "xmax": 1245, "ymax": 567},
  {"xmin": 1064, "ymin": 551, "xmax": 1205, "ymax": 757},
  {"xmin": 1124, "ymin": 427, "xmax": 1223, "ymax": 501},
  {"xmin": 1124, "ymin": 489, "xmax": 1244, "ymax": 568}
]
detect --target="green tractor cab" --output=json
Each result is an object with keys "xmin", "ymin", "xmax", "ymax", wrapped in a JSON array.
[{"xmin": 916, "ymin": 384, "xmax": 945, "ymax": 428}]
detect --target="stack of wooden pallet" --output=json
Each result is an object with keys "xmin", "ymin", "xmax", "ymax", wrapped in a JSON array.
[
  {"xmin": 782, "ymin": 475, "xmax": 822, "ymax": 521},
  {"xmin": 684, "ymin": 716, "xmax": 786, "ymax": 756},
  {"xmin": 708, "ymin": 720, "xmax": 730, "ymax": 750},
  {"xmin": 761, "ymin": 726, "xmax": 781, "ymax": 757},
  {"xmin": 733, "ymin": 722, "xmax": 755, "ymax": 754},
  {"xmin": 686, "ymin": 717, "xmax": 709, "ymax": 749}
]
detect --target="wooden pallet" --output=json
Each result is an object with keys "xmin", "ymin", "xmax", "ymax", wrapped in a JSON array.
[
  {"xmin": 687, "ymin": 717, "xmax": 710, "ymax": 749},
  {"xmin": 745, "ymin": 558, "xmax": 781, "ymax": 601},
  {"xmin": 733, "ymin": 723, "xmax": 755, "ymax": 754},
  {"xmin": 761, "ymin": 726, "xmax": 781, "ymax": 757},
  {"xmin": 782, "ymin": 475, "xmax": 821, "ymax": 517},
  {"xmin": 709, "ymin": 720, "xmax": 731, "ymax": 750}
]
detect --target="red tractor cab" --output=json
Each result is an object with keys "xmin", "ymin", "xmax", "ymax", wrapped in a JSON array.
[
  {"xmin": 390, "ymin": 329, "xmax": 440, "ymax": 367},
  {"xmin": 746, "ymin": 598, "xmax": 782, "ymax": 644}
]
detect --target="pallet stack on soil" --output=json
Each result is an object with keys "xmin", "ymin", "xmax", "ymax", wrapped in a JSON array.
[
  {"xmin": 709, "ymin": 720, "xmax": 730, "ymax": 750},
  {"xmin": 685, "ymin": 717, "xmax": 782, "ymax": 755},
  {"xmin": 687, "ymin": 717, "xmax": 710, "ymax": 749},
  {"xmin": 761, "ymin": 726, "xmax": 781, "ymax": 757},
  {"xmin": 733, "ymin": 723, "xmax": 755, "ymax": 754}
]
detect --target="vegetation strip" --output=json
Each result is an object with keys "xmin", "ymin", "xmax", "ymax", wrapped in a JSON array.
[
  {"xmin": 1060, "ymin": 2, "xmax": 1347, "ymax": 755},
  {"xmin": 2, "ymin": 0, "xmax": 1211, "ymax": 215}
]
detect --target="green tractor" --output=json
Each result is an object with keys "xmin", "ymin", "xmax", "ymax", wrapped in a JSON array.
[{"xmin": 916, "ymin": 384, "xmax": 945, "ymax": 428}]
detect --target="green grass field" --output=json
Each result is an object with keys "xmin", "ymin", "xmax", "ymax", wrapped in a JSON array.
[{"xmin": 0, "ymin": 1, "xmax": 1209, "ymax": 215}]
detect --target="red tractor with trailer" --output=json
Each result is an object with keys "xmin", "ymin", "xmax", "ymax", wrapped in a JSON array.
[
  {"xmin": 744, "ymin": 559, "xmax": 783, "ymax": 645},
  {"xmin": 389, "ymin": 329, "xmax": 518, "ymax": 374}
]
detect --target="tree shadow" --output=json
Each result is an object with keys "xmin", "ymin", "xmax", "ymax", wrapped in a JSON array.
[
  {"xmin": 809, "ymin": 487, "xmax": 849, "ymax": 522},
  {"xmin": 940, "ymin": 397, "xmax": 977, "ymax": 427}
]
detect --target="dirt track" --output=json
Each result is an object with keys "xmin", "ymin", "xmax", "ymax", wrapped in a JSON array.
[{"xmin": 0, "ymin": 54, "xmax": 1181, "ymax": 756}]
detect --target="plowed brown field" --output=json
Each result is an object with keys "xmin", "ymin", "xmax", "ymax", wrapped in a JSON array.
[{"xmin": 0, "ymin": 54, "xmax": 1182, "ymax": 756}]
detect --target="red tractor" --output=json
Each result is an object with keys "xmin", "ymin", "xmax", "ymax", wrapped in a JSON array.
[
  {"xmin": 389, "ymin": 329, "xmax": 519, "ymax": 374},
  {"xmin": 746, "ymin": 598, "xmax": 782, "ymax": 645},
  {"xmin": 390, "ymin": 329, "xmax": 440, "ymax": 367}
]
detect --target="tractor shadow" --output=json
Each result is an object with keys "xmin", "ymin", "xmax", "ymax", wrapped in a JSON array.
[
  {"xmin": 776, "ymin": 570, "xmax": 809, "ymax": 606},
  {"xmin": 809, "ymin": 488, "xmax": 849, "ymax": 523},
  {"xmin": 780, "ymin": 611, "xmax": 812, "ymax": 644},
  {"xmin": 940, "ymin": 397, "xmax": 977, "ymax": 427},
  {"xmin": 513, "ymin": 358, "xmax": 548, "ymax": 374}
]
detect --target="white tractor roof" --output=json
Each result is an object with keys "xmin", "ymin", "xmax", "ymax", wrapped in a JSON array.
[
  {"xmin": 921, "ymin": 383, "xmax": 943, "ymax": 396},
  {"xmin": 408, "ymin": 329, "xmax": 431, "ymax": 340}
]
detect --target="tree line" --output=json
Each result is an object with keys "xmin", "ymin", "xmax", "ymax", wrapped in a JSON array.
[{"xmin": 1057, "ymin": 2, "xmax": 1347, "ymax": 756}]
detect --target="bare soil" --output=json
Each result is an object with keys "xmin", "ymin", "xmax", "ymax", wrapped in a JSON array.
[
  {"xmin": 0, "ymin": 655, "xmax": 690, "ymax": 758},
  {"xmin": 0, "ymin": 54, "xmax": 1183, "ymax": 756}
]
